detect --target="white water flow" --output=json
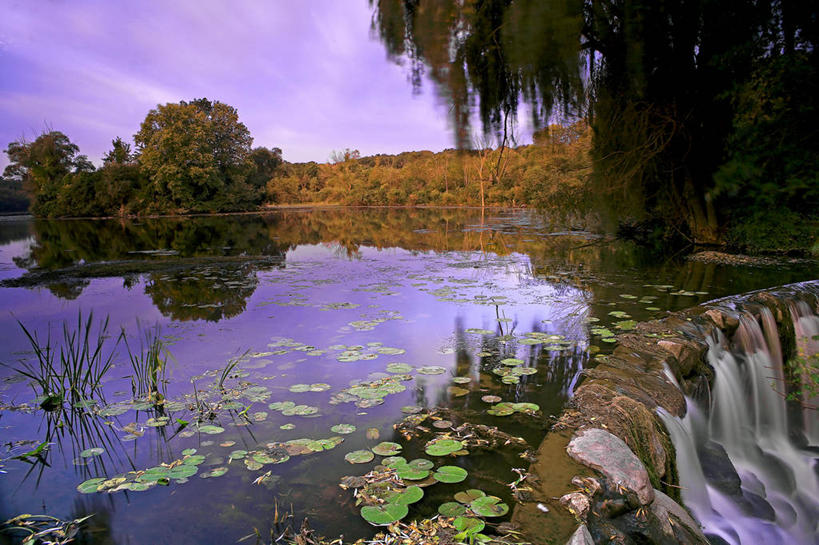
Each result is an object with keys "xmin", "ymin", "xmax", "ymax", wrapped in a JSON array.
[{"xmin": 660, "ymin": 303, "xmax": 819, "ymax": 545}]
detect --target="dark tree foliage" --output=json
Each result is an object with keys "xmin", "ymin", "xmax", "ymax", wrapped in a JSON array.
[
  {"xmin": 2, "ymin": 131, "xmax": 93, "ymax": 216},
  {"xmin": 134, "ymin": 98, "xmax": 256, "ymax": 212},
  {"xmin": 371, "ymin": 0, "xmax": 818, "ymax": 249},
  {"xmin": 247, "ymin": 146, "xmax": 284, "ymax": 199}
]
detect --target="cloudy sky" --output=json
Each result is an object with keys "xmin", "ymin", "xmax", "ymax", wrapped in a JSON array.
[{"xmin": 0, "ymin": 0, "xmax": 476, "ymax": 169}]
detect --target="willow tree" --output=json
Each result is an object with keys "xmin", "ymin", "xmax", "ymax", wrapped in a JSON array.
[{"xmin": 371, "ymin": 0, "xmax": 817, "ymax": 246}]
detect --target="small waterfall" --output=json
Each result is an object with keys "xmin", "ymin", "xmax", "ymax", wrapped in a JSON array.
[{"xmin": 660, "ymin": 292, "xmax": 819, "ymax": 545}]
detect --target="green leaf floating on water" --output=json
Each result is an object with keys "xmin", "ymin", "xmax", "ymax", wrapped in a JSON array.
[
  {"xmin": 417, "ymin": 366, "xmax": 446, "ymax": 375},
  {"xmin": 396, "ymin": 466, "xmax": 429, "ymax": 480},
  {"xmin": 200, "ymin": 467, "xmax": 228, "ymax": 478},
  {"xmin": 386, "ymin": 362, "xmax": 413, "ymax": 373},
  {"xmin": 470, "ymin": 495, "xmax": 509, "ymax": 517},
  {"xmin": 454, "ymin": 489, "xmax": 486, "ymax": 503},
  {"xmin": 500, "ymin": 358, "xmax": 524, "ymax": 366},
  {"xmin": 408, "ymin": 458, "xmax": 434, "ymax": 470},
  {"xmin": 487, "ymin": 402, "xmax": 540, "ymax": 416},
  {"xmin": 198, "ymin": 425, "xmax": 224, "ymax": 434},
  {"xmin": 453, "ymin": 517, "xmax": 485, "ymax": 534},
  {"xmin": 345, "ymin": 450, "xmax": 374, "ymax": 464},
  {"xmin": 382, "ymin": 456, "xmax": 407, "ymax": 467},
  {"xmin": 465, "ymin": 328, "xmax": 495, "ymax": 335},
  {"xmin": 330, "ymin": 424, "xmax": 356, "ymax": 434},
  {"xmin": 77, "ymin": 478, "xmax": 105, "ymax": 493},
  {"xmin": 168, "ymin": 464, "xmax": 198, "ymax": 479},
  {"xmin": 181, "ymin": 448, "xmax": 197, "ymax": 456},
  {"xmin": 145, "ymin": 416, "xmax": 170, "ymax": 427},
  {"xmin": 372, "ymin": 442, "xmax": 402, "ymax": 456},
  {"xmin": 387, "ymin": 485, "xmax": 424, "ymax": 505},
  {"xmin": 360, "ymin": 503, "xmax": 408, "ymax": 526},
  {"xmin": 424, "ymin": 438, "xmax": 464, "ymax": 457},
  {"xmin": 433, "ymin": 466, "xmax": 468, "ymax": 483},
  {"xmin": 438, "ymin": 502, "xmax": 467, "ymax": 517},
  {"xmin": 80, "ymin": 447, "xmax": 104, "ymax": 458},
  {"xmin": 183, "ymin": 454, "xmax": 206, "ymax": 465}
]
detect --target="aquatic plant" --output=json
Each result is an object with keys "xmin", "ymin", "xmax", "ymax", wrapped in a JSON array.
[
  {"xmin": 4, "ymin": 312, "xmax": 120, "ymax": 410},
  {"xmin": 0, "ymin": 513, "xmax": 93, "ymax": 545},
  {"xmin": 123, "ymin": 323, "xmax": 169, "ymax": 401}
]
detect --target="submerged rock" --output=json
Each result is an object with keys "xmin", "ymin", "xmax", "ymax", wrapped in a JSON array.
[
  {"xmin": 566, "ymin": 428, "xmax": 654, "ymax": 506},
  {"xmin": 697, "ymin": 440, "xmax": 741, "ymax": 496}
]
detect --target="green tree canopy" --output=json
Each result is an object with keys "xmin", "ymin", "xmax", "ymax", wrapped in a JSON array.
[
  {"xmin": 134, "ymin": 98, "xmax": 255, "ymax": 212},
  {"xmin": 3, "ymin": 131, "xmax": 92, "ymax": 216}
]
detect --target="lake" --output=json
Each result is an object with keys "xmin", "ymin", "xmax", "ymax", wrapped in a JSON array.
[{"xmin": 0, "ymin": 208, "xmax": 814, "ymax": 544}]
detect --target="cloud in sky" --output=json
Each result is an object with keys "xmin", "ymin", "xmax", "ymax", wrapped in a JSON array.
[{"xmin": 0, "ymin": 0, "xmax": 468, "ymax": 169}]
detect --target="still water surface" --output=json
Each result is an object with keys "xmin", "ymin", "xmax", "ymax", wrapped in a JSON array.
[{"xmin": 0, "ymin": 208, "xmax": 813, "ymax": 544}]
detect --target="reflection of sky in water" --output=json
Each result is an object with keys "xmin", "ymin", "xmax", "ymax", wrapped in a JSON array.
[
  {"xmin": 0, "ymin": 211, "xmax": 814, "ymax": 544},
  {"xmin": 0, "ymin": 232, "xmax": 589, "ymax": 542}
]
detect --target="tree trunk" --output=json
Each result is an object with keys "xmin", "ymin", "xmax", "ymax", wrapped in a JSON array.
[{"xmin": 683, "ymin": 176, "xmax": 720, "ymax": 245}]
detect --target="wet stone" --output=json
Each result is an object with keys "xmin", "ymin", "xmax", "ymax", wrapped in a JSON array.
[{"xmin": 566, "ymin": 428, "xmax": 654, "ymax": 506}]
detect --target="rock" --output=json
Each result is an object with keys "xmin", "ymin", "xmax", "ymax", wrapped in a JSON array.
[
  {"xmin": 697, "ymin": 440, "xmax": 741, "ymax": 496},
  {"xmin": 649, "ymin": 488, "xmax": 708, "ymax": 542},
  {"xmin": 565, "ymin": 524, "xmax": 593, "ymax": 545},
  {"xmin": 657, "ymin": 339, "xmax": 704, "ymax": 376},
  {"xmin": 736, "ymin": 488, "xmax": 776, "ymax": 521},
  {"xmin": 704, "ymin": 308, "xmax": 740, "ymax": 333},
  {"xmin": 566, "ymin": 428, "xmax": 655, "ymax": 506},
  {"xmin": 559, "ymin": 492, "xmax": 590, "ymax": 520}
]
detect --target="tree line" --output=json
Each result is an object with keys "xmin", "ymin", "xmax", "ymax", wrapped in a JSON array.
[
  {"xmin": 1, "ymin": 98, "xmax": 283, "ymax": 217},
  {"xmin": 1, "ymin": 100, "xmax": 591, "ymax": 217}
]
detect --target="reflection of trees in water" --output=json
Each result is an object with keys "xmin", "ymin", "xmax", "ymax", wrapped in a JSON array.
[
  {"xmin": 145, "ymin": 265, "xmax": 258, "ymax": 322},
  {"xmin": 69, "ymin": 497, "xmax": 118, "ymax": 545}
]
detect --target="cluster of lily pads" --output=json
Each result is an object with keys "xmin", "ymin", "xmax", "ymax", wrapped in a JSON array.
[
  {"xmin": 486, "ymin": 402, "xmax": 540, "ymax": 417},
  {"xmin": 491, "ymin": 358, "xmax": 538, "ymax": 384},
  {"xmin": 268, "ymin": 400, "xmax": 319, "ymax": 416},
  {"xmin": 77, "ymin": 448, "xmax": 213, "ymax": 493},
  {"xmin": 329, "ymin": 374, "xmax": 411, "ymax": 408}
]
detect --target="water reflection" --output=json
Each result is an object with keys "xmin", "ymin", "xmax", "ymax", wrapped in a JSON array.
[{"xmin": 1, "ymin": 208, "xmax": 816, "ymax": 544}]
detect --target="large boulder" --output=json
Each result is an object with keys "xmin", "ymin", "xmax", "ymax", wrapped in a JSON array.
[{"xmin": 567, "ymin": 428, "xmax": 655, "ymax": 506}]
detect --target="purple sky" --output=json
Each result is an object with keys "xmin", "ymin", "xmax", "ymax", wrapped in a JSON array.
[{"xmin": 0, "ymin": 0, "xmax": 512, "ymax": 170}]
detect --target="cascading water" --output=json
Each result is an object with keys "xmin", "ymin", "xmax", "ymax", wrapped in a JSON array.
[{"xmin": 660, "ymin": 291, "xmax": 819, "ymax": 545}]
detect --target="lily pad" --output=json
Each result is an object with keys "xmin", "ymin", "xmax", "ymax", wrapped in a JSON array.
[
  {"xmin": 80, "ymin": 447, "xmax": 105, "ymax": 458},
  {"xmin": 386, "ymin": 363, "xmax": 413, "ymax": 374},
  {"xmin": 408, "ymin": 458, "xmax": 434, "ymax": 470},
  {"xmin": 453, "ymin": 517, "xmax": 485, "ymax": 534},
  {"xmin": 360, "ymin": 503, "xmax": 408, "ymax": 526},
  {"xmin": 425, "ymin": 438, "xmax": 464, "ymax": 457},
  {"xmin": 501, "ymin": 358, "xmax": 524, "ymax": 366},
  {"xmin": 331, "ymin": 424, "xmax": 356, "ymax": 434},
  {"xmin": 200, "ymin": 467, "xmax": 229, "ymax": 478},
  {"xmin": 145, "ymin": 416, "xmax": 169, "ymax": 427},
  {"xmin": 481, "ymin": 395, "xmax": 502, "ymax": 403},
  {"xmin": 455, "ymin": 489, "xmax": 486, "ymax": 503},
  {"xmin": 387, "ymin": 485, "xmax": 424, "ymax": 505},
  {"xmin": 198, "ymin": 425, "xmax": 224, "ymax": 435},
  {"xmin": 168, "ymin": 464, "xmax": 198, "ymax": 479},
  {"xmin": 372, "ymin": 442, "xmax": 402, "ymax": 456},
  {"xmin": 470, "ymin": 495, "xmax": 509, "ymax": 517},
  {"xmin": 433, "ymin": 465, "xmax": 468, "ymax": 483},
  {"xmin": 77, "ymin": 478, "xmax": 105, "ymax": 493},
  {"xmin": 438, "ymin": 502, "xmax": 467, "ymax": 517},
  {"xmin": 396, "ymin": 466, "xmax": 430, "ymax": 480},
  {"xmin": 417, "ymin": 366, "xmax": 446, "ymax": 375},
  {"xmin": 345, "ymin": 450, "xmax": 375, "ymax": 464}
]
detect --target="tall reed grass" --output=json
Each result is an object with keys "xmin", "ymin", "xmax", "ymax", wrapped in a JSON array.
[{"xmin": 3, "ymin": 312, "xmax": 120, "ymax": 410}]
